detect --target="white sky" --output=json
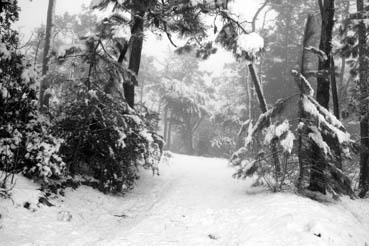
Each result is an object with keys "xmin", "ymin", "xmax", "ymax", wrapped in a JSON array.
[{"xmin": 16, "ymin": 0, "xmax": 265, "ymax": 75}]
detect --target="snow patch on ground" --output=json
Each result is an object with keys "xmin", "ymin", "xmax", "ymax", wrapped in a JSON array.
[{"xmin": 1, "ymin": 154, "xmax": 369, "ymax": 246}]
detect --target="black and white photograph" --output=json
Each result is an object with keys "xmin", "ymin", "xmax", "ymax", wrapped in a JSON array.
[{"xmin": 1, "ymin": 0, "xmax": 369, "ymax": 245}]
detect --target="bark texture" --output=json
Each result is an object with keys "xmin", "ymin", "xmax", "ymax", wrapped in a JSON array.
[
  {"xmin": 316, "ymin": 0, "xmax": 334, "ymax": 109},
  {"xmin": 309, "ymin": 0, "xmax": 335, "ymax": 194},
  {"xmin": 357, "ymin": 0, "xmax": 369, "ymax": 198},
  {"xmin": 40, "ymin": 0, "xmax": 56, "ymax": 110},
  {"xmin": 125, "ymin": 12, "xmax": 144, "ymax": 108},
  {"xmin": 248, "ymin": 64, "xmax": 281, "ymax": 175},
  {"xmin": 297, "ymin": 14, "xmax": 320, "ymax": 189}
]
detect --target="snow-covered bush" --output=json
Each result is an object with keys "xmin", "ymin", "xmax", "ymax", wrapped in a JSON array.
[
  {"xmin": 54, "ymin": 82, "xmax": 163, "ymax": 193},
  {"xmin": 231, "ymin": 73, "xmax": 355, "ymax": 197},
  {"xmin": 211, "ymin": 136, "xmax": 236, "ymax": 157},
  {"xmin": 0, "ymin": 1, "xmax": 65, "ymax": 189},
  {"xmin": 26, "ymin": 8, "xmax": 164, "ymax": 194},
  {"xmin": 209, "ymin": 112, "xmax": 242, "ymax": 158},
  {"xmin": 231, "ymin": 98, "xmax": 298, "ymax": 191}
]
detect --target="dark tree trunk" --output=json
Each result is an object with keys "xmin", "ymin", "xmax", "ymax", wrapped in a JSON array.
[
  {"xmin": 118, "ymin": 41, "xmax": 129, "ymax": 64},
  {"xmin": 248, "ymin": 64, "xmax": 267, "ymax": 112},
  {"xmin": 125, "ymin": 12, "xmax": 144, "ymax": 108},
  {"xmin": 236, "ymin": 65, "xmax": 250, "ymax": 149},
  {"xmin": 359, "ymin": 117, "xmax": 369, "ymax": 198},
  {"xmin": 102, "ymin": 41, "xmax": 130, "ymax": 95},
  {"xmin": 140, "ymin": 79, "xmax": 144, "ymax": 104},
  {"xmin": 338, "ymin": 1, "xmax": 350, "ymax": 108},
  {"xmin": 309, "ymin": 0, "xmax": 335, "ymax": 194},
  {"xmin": 167, "ymin": 112, "xmax": 172, "ymax": 150},
  {"xmin": 246, "ymin": 68, "xmax": 252, "ymax": 120},
  {"xmin": 316, "ymin": 0, "xmax": 334, "ymax": 109},
  {"xmin": 357, "ymin": 0, "xmax": 369, "ymax": 198},
  {"xmin": 34, "ymin": 36, "xmax": 42, "ymax": 68},
  {"xmin": 297, "ymin": 14, "xmax": 320, "ymax": 190},
  {"xmin": 163, "ymin": 106, "xmax": 168, "ymax": 147},
  {"xmin": 183, "ymin": 126, "xmax": 194, "ymax": 155},
  {"xmin": 330, "ymin": 57, "xmax": 343, "ymax": 171},
  {"xmin": 40, "ymin": 0, "xmax": 56, "ymax": 110},
  {"xmin": 330, "ymin": 57, "xmax": 340, "ymax": 119},
  {"xmin": 248, "ymin": 64, "xmax": 281, "ymax": 175}
]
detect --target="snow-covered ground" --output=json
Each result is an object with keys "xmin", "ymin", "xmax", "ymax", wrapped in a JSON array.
[{"xmin": 1, "ymin": 154, "xmax": 369, "ymax": 246}]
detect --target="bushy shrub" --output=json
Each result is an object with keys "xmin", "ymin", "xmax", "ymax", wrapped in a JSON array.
[
  {"xmin": 210, "ymin": 136, "xmax": 235, "ymax": 157},
  {"xmin": 1, "ymin": 1, "xmax": 163, "ymax": 195},
  {"xmin": 231, "ymin": 85, "xmax": 355, "ymax": 197},
  {"xmin": 54, "ymin": 82, "xmax": 163, "ymax": 193},
  {"xmin": 0, "ymin": 0, "xmax": 65, "ymax": 189}
]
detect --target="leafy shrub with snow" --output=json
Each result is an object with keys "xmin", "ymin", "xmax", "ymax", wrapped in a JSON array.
[
  {"xmin": 42, "ymin": 21, "xmax": 164, "ymax": 193},
  {"xmin": 231, "ymin": 72, "xmax": 355, "ymax": 197},
  {"xmin": 54, "ymin": 83, "xmax": 163, "ymax": 193},
  {"xmin": 0, "ymin": 0, "xmax": 65, "ymax": 189},
  {"xmin": 211, "ymin": 136, "xmax": 236, "ymax": 157},
  {"xmin": 209, "ymin": 112, "xmax": 242, "ymax": 158}
]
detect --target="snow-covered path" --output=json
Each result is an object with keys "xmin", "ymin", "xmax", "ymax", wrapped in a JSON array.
[{"xmin": 1, "ymin": 154, "xmax": 369, "ymax": 246}]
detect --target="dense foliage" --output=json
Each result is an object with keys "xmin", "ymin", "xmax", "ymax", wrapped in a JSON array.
[
  {"xmin": 0, "ymin": 0, "xmax": 65, "ymax": 190},
  {"xmin": 0, "ymin": 0, "xmax": 163, "ymax": 194},
  {"xmin": 55, "ymin": 83, "xmax": 162, "ymax": 193}
]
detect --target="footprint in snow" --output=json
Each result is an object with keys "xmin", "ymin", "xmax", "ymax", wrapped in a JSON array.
[{"xmin": 208, "ymin": 234, "xmax": 219, "ymax": 240}]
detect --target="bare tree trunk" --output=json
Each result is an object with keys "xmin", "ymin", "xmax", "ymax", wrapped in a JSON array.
[
  {"xmin": 163, "ymin": 106, "xmax": 168, "ymax": 145},
  {"xmin": 246, "ymin": 69, "xmax": 252, "ymax": 120},
  {"xmin": 140, "ymin": 80, "xmax": 144, "ymax": 104},
  {"xmin": 316, "ymin": 0, "xmax": 334, "ymax": 109},
  {"xmin": 183, "ymin": 124, "xmax": 194, "ymax": 155},
  {"xmin": 125, "ymin": 12, "xmax": 144, "ymax": 108},
  {"xmin": 331, "ymin": 57, "xmax": 340, "ymax": 119},
  {"xmin": 338, "ymin": 1, "xmax": 350, "ymax": 107},
  {"xmin": 118, "ymin": 41, "xmax": 129, "ymax": 64},
  {"xmin": 167, "ymin": 112, "xmax": 172, "ymax": 150},
  {"xmin": 330, "ymin": 57, "xmax": 343, "ymax": 172},
  {"xmin": 357, "ymin": 0, "xmax": 369, "ymax": 198},
  {"xmin": 236, "ymin": 65, "xmax": 251, "ymax": 149},
  {"xmin": 338, "ymin": 57, "xmax": 347, "ymax": 100},
  {"xmin": 284, "ymin": 11, "xmax": 290, "ymax": 95},
  {"xmin": 309, "ymin": 0, "xmax": 335, "ymax": 194},
  {"xmin": 248, "ymin": 64, "xmax": 267, "ymax": 112},
  {"xmin": 33, "ymin": 36, "xmax": 43, "ymax": 69},
  {"xmin": 297, "ymin": 14, "xmax": 320, "ymax": 190},
  {"xmin": 40, "ymin": 0, "xmax": 56, "ymax": 110},
  {"xmin": 248, "ymin": 64, "xmax": 281, "ymax": 175},
  {"xmin": 103, "ymin": 42, "xmax": 129, "ymax": 95}
]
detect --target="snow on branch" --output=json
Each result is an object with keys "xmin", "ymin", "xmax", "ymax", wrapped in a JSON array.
[
  {"xmin": 236, "ymin": 32, "xmax": 264, "ymax": 60},
  {"xmin": 244, "ymin": 96, "xmax": 294, "ymax": 147},
  {"xmin": 302, "ymin": 95, "xmax": 350, "ymax": 145},
  {"xmin": 232, "ymin": 159, "xmax": 259, "ymax": 179},
  {"xmin": 304, "ymin": 46, "xmax": 328, "ymax": 61},
  {"xmin": 308, "ymin": 125, "xmax": 331, "ymax": 155},
  {"xmin": 291, "ymin": 69, "xmax": 314, "ymax": 97},
  {"xmin": 264, "ymin": 120, "xmax": 296, "ymax": 154},
  {"xmin": 301, "ymin": 95, "xmax": 353, "ymax": 161}
]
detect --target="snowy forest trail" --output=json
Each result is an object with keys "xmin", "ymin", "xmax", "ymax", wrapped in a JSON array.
[{"xmin": 1, "ymin": 154, "xmax": 369, "ymax": 246}]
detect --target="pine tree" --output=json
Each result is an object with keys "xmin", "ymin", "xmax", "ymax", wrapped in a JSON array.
[{"xmin": 92, "ymin": 0, "xmax": 225, "ymax": 108}]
